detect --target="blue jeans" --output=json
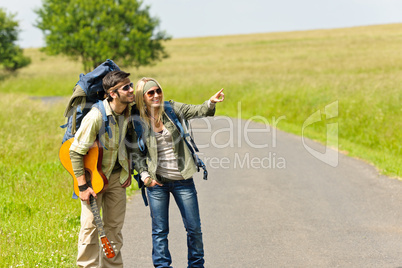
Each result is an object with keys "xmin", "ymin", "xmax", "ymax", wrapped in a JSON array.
[{"xmin": 147, "ymin": 178, "xmax": 204, "ymax": 268}]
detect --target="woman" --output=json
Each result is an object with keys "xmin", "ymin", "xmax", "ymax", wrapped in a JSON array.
[{"xmin": 133, "ymin": 77, "xmax": 225, "ymax": 268}]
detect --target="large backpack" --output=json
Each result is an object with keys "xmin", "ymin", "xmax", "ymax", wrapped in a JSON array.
[
  {"xmin": 60, "ymin": 60, "xmax": 121, "ymax": 199},
  {"xmin": 131, "ymin": 101, "xmax": 208, "ymax": 206},
  {"xmin": 61, "ymin": 59, "xmax": 120, "ymax": 144}
]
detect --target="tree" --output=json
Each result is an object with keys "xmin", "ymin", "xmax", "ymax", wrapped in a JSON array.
[
  {"xmin": 0, "ymin": 8, "xmax": 31, "ymax": 71},
  {"xmin": 35, "ymin": 0, "xmax": 171, "ymax": 72}
]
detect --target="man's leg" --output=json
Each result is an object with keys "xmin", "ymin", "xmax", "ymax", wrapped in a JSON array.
[
  {"xmin": 77, "ymin": 193, "xmax": 104, "ymax": 268},
  {"xmin": 100, "ymin": 172, "xmax": 127, "ymax": 268}
]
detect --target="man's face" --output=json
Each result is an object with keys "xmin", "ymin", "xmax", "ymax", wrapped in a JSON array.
[{"xmin": 114, "ymin": 81, "xmax": 135, "ymax": 104}]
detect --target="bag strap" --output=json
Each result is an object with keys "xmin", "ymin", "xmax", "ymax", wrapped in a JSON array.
[
  {"xmin": 92, "ymin": 100, "xmax": 115, "ymax": 150},
  {"xmin": 163, "ymin": 101, "xmax": 208, "ymax": 180},
  {"xmin": 129, "ymin": 102, "xmax": 209, "ymax": 207},
  {"xmin": 133, "ymin": 171, "xmax": 148, "ymax": 206},
  {"xmin": 129, "ymin": 107, "xmax": 149, "ymax": 206}
]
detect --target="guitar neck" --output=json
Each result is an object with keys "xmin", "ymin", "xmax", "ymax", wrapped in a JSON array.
[
  {"xmin": 90, "ymin": 196, "xmax": 106, "ymax": 238},
  {"xmin": 90, "ymin": 196, "xmax": 116, "ymax": 259}
]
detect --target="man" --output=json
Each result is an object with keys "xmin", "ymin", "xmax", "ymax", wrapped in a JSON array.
[{"xmin": 69, "ymin": 70, "xmax": 134, "ymax": 267}]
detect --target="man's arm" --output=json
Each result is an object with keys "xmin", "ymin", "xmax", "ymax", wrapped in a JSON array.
[
  {"xmin": 69, "ymin": 150, "xmax": 97, "ymax": 204},
  {"xmin": 69, "ymin": 107, "xmax": 102, "ymax": 203}
]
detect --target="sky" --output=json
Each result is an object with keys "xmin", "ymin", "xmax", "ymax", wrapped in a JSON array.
[{"xmin": 2, "ymin": 0, "xmax": 402, "ymax": 48}]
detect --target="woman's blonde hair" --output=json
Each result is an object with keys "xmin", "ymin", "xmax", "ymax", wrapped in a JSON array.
[{"xmin": 135, "ymin": 77, "xmax": 164, "ymax": 127}]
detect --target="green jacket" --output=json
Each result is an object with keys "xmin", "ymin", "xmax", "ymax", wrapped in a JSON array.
[{"xmin": 133, "ymin": 100, "xmax": 215, "ymax": 182}]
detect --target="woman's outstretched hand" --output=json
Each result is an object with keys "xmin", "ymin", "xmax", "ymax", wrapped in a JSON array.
[{"xmin": 210, "ymin": 88, "xmax": 225, "ymax": 103}]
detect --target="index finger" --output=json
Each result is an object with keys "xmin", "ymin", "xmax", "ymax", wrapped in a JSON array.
[{"xmin": 217, "ymin": 88, "xmax": 224, "ymax": 94}]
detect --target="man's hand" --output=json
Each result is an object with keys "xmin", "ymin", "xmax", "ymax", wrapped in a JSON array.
[
  {"xmin": 79, "ymin": 187, "xmax": 97, "ymax": 205},
  {"xmin": 121, "ymin": 177, "xmax": 132, "ymax": 188},
  {"xmin": 77, "ymin": 174, "xmax": 96, "ymax": 204}
]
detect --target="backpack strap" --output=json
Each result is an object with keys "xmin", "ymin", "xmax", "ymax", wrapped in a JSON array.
[
  {"xmin": 164, "ymin": 101, "xmax": 208, "ymax": 180},
  {"xmin": 130, "ymin": 106, "xmax": 149, "ymax": 206},
  {"xmin": 92, "ymin": 100, "xmax": 115, "ymax": 150},
  {"xmin": 129, "ymin": 102, "xmax": 209, "ymax": 207},
  {"xmin": 133, "ymin": 170, "xmax": 148, "ymax": 206},
  {"xmin": 133, "ymin": 119, "xmax": 147, "ymax": 155},
  {"xmin": 129, "ymin": 106, "xmax": 147, "ymax": 155}
]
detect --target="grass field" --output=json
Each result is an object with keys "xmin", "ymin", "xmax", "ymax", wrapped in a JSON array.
[{"xmin": 0, "ymin": 24, "xmax": 401, "ymax": 266}]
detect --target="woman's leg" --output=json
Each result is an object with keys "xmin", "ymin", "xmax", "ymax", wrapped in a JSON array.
[
  {"xmin": 172, "ymin": 179, "xmax": 204, "ymax": 268},
  {"xmin": 147, "ymin": 184, "xmax": 172, "ymax": 268}
]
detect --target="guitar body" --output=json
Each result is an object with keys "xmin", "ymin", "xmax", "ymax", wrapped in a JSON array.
[{"xmin": 59, "ymin": 137, "xmax": 108, "ymax": 197}]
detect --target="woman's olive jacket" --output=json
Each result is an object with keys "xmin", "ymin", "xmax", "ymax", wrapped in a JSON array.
[{"xmin": 132, "ymin": 100, "xmax": 215, "ymax": 183}]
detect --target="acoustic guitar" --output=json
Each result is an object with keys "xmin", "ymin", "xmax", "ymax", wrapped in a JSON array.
[
  {"xmin": 59, "ymin": 137, "xmax": 116, "ymax": 259},
  {"xmin": 59, "ymin": 138, "xmax": 107, "ymax": 197}
]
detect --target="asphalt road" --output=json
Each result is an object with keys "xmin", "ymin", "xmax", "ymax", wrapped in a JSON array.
[{"xmin": 121, "ymin": 116, "xmax": 402, "ymax": 268}]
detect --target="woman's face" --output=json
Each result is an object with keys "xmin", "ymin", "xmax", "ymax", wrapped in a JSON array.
[{"xmin": 144, "ymin": 86, "xmax": 163, "ymax": 109}]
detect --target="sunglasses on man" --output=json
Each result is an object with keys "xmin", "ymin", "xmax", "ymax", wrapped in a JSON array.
[{"xmin": 117, "ymin": 82, "xmax": 134, "ymax": 92}]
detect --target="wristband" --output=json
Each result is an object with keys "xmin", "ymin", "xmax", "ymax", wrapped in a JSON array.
[
  {"xmin": 78, "ymin": 184, "xmax": 89, "ymax": 192},
  {"xmin": 144, "ymin": 178, "xmax": 153, "ymax": 187}
]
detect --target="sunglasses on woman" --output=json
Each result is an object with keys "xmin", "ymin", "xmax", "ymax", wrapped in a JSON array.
[{"xmin": 146, "ymin": 88, "xmax": 162, "ymax": 97}]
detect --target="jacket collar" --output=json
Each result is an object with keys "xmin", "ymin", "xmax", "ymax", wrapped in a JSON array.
[{"xmin": 103, "ymin": 99, "xmax": 132, "ymax": 117}]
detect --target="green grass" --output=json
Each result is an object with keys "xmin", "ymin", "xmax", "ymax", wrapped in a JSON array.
[
  {"xmin": 0, "ymin": 24, "xmax": 401, "ymax": 267},
  {"xmin": 0, "ymin": 94, "xmax": 78, "ymax": 266},
  {"xmin": 0, "ymin": 93, "xmax": 140, "ymax": 266}
]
